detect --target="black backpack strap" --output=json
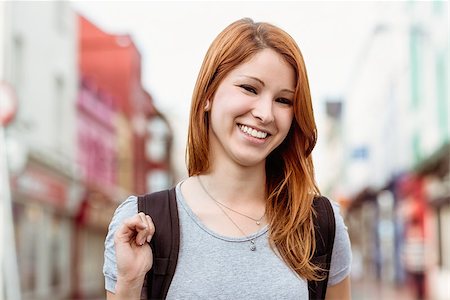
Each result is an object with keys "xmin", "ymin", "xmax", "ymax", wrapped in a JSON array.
[
  {"xmin": 137, "ymin": 187, "xmax": 179, "ymax": 300},
  {"xmin": 308, "ymin": 196, "xmax": 336, "ymax": 300}
]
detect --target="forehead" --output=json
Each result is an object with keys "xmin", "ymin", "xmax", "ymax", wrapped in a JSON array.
[{"xmin": 227, "ymin": 49, "xmax": 295, "ymax": 89}]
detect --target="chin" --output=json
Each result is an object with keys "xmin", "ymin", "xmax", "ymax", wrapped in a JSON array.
[{"xmin": 233, "ymin": 154, "xmax": 267, "ymax": 168}]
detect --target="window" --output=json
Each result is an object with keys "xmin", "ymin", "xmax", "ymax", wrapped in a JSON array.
[
  {"xmin": 12, "ymin": 35, "xmax": 24, "ymax": 89},
  {"xmin": 146, "ymin": 118, "xmax": 170, "ymax": 162},
  {"xmin": 146, "ymin": 170, "xmax": 170, "ymax": 193},
  {"xmin": 54, "ymin": 75, "xmax": 64, "ymax": 150}
]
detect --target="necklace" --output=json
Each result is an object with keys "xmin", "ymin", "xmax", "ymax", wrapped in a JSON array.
[
  {"xmin": 197, "ymin": 176, "xmax": 266, "ymax": 225},
  {"xmin": 197, "ymin": 176, "xmax": 263, "ymax": 251}
]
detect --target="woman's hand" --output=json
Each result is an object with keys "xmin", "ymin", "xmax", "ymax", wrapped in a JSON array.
[{"xmin": 112, "ymin": 212, "xmax": 155, "ymax": 299}]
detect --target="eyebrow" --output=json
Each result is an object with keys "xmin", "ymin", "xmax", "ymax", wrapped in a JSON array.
[{"xmin": 238, "ymin": 75, "xmax": 295, "ymax": 94}]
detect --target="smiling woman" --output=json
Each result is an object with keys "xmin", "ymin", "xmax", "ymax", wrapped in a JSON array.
[
  {"xmin": 103, "ymin": 18, "xmax": 351, "ymax": 300},
  {"xmin": 206, "ymin": 48, "xmax": 295, "ymax": 168}
]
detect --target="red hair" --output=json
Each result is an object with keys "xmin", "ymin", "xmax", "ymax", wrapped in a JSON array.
[{"xmin": 187, "ymin": 18, "xmax": 322, "ymax": 280}]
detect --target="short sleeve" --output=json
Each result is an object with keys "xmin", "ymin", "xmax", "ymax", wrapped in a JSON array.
[
  {"xmin": 103, "ymin": 196, "xmax": 138, "ymax": 293},
  {"xmin": 327, "ymin": 201, "xmax": 352, "ymax": 286}
]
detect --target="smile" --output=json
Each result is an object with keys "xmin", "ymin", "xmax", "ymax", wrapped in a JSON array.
[{"xmin": 238, "ymin": 124, "xmax": 269, "ymax": 139}]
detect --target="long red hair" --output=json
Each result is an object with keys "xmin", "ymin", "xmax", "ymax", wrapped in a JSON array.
[{"xmin": 187, "ymin": 18, "xmax": 322, "ymax": 280}]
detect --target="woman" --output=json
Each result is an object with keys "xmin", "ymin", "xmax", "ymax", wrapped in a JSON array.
[{"xmin": 104, "ymin": 18, "xmax": 351, "ymax": 299}]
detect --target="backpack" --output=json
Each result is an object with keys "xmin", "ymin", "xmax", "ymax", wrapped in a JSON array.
[{"xmin": 138, "ymin": 187, "xmax": 336, "ymax": 300}]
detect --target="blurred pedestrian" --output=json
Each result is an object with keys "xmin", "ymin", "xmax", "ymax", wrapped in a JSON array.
[
  {"xmin": 402, "ymin": 217, "xmax": 426, "ymax": 300},
  {"xmin": 103, "ymin": 18, "xmax": 352, "ymax": 300}
]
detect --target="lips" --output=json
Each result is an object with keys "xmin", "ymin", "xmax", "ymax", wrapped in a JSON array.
[{"xmin": 237, "ymin": 124, "xmax": 270, "ymax": 139}]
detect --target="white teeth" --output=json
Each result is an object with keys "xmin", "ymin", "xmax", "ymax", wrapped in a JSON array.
[{"xmin": 238, "ymin": 125, "xmax": 268, "ymax": 139}]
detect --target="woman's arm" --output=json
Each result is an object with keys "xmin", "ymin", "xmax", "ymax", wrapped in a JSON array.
[
  {"xmin": 106, "ymin": 212, "xmax": 155, "ymax": 300},
  {"xmin": 327, "ymin": 201, "xmax": 352, "ymax": 299},
  {"xmin": 325, "ymin": 276, "xmax": 351, "ymax": 300},
  {"xmin": 106, "ymin": 278, "xmax": 144, "ymax": 300}
]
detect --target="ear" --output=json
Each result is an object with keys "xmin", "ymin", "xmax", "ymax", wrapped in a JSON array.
[{"xmin": 204, "ymin": 99, "xmax": 211, "ymax": 112}]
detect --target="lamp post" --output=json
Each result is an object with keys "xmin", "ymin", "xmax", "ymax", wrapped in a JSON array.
[{"xmin": 0, "ymin": 80, "xmax": 21, "ymax": 300}]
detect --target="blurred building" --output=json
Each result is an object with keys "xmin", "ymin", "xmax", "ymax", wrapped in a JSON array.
[
  {"xmin": 330, "ymin": 2, "xmax": 449, "ymax": 299},
  {"xmin": 76, "ymin": 14, "xmax": 174, "ymax": 298},
  {"xmin": 0, "ymin": 2, "xmax": 173, "ymax": 299},
  {"xmin": 2, "ymin": 2, "xmax": 79, "ymax": 299},
  {"xmin": 72, "ymin": 78, "xmax": 120, "ymax": 298},
  {"xmin": 78, "ymin": 15, "xmax": 173, "ymax": 195}
]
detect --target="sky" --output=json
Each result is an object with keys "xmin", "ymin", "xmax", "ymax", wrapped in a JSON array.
[{"xmin": 71, "ymin": 1, "xmax": 381, "ymax": 179}]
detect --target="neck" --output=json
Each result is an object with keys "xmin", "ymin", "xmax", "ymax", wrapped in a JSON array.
[{"xmin": 201, "ymin": 161, "xmax": 267, "ymax": 206}]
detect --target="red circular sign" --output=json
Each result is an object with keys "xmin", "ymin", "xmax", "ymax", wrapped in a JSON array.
[{"xmin": 0, "ymin": 81, "xmax": 17, "ymax": 126}]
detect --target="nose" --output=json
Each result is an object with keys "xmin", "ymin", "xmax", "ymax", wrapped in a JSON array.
[{"xmin": 251, "ymin": 96, "xmax": 274, "ymax": 124}]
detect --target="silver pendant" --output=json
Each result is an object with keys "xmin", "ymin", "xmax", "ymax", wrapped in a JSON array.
[
  {"xmin": 256, "ymin": 221, "xmax": 261, "ymax": 225},
  {"xmin": 250, "ymin": 240, "xmax": 256, "ymax": 251}
]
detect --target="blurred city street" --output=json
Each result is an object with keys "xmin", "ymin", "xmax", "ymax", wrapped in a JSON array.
[
  {"xmin": 0, "ymin": 1, "xmax": 448, "ymax": 300},
  {"xmin": 352, "ymin": 278, "xmax": 414, "ymax": 300}
]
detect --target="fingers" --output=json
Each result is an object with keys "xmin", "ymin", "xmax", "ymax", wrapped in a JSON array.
[
  {"xmin": 115, "ymin": 213, "xmax": 155, "ymax": 246},
  {"xmin": 135, "ymin": 213, "xmax": 155, "ymax": 245},
  {"xmin": 146, "ymin": 215, "xmax": 155, "ymax": 242}
]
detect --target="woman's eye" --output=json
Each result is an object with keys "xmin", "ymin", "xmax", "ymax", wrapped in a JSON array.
[
  {"xmin": 276, "ymin": 98, "xmax": 293, "ymax": 105},
  {"xmin": 240, "ymin": 85, "xmax": 257, "ymax": 94}
]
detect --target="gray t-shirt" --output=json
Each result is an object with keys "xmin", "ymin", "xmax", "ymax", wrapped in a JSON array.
[{"xmin": 103, "ymin": 182, "xmax": 352, "ymax": 299}]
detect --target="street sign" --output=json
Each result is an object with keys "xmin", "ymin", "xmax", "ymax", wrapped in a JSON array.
[{"xmin": 0, "ymin": 81, "xmax": 17, "ymax": 126}]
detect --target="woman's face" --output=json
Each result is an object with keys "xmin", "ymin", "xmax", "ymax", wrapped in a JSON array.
[{"xmin": 208, "ymin": 48, "xmax": 295, "ymax": 169}]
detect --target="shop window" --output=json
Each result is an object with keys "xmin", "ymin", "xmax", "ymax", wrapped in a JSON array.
[
  {"xmin": 13, "ymin": 202, "xmax": 42, "ymax": 294},
  {"xmin": 53, "ymin": 216, "xmax": 71, "ymax": 295},
  {"xmin": 80, "ymin": 230, "xmax": 107, "ymax": 296},
  {"xmin": 12, "ymin": 201, "xmax": 72, "ymax": 298}
]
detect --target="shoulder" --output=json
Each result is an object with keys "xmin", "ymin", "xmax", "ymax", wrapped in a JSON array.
[
  {"xmin": 110, "ymin": 196, "xmax": 138, "ymax": 227},
  {"xmin": 105, "ymin": 196, "xmax": 139, "ymax": 245},
  {"xmin": 105, "ymin": 196, "xmax": 138, "ymax": 241},
  {"xmin": 329, "ymin": 199, "xmax": 349, "ymax": 233},
  {"xmin": 137, "ymin": 187, "xmax": 177, "ymax": 218},
  {"xmin": 312, "ymin": 196, "xmax": 337, "ymax": 244},
  {"xmin": 326, "ymin": 199, "xmax": 352, "ymax": 286},
  {"xmin": 103, "ymin": 195, "xmax": 138, "ymax": 292},
  {"xmin": 313, "ymin": 196, "xmax": 348, "ymax": 231}
]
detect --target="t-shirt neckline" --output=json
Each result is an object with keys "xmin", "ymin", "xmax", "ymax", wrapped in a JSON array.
[{"xmin": 175, "ymin": 180, "xmax": 269, "ymax": 243}]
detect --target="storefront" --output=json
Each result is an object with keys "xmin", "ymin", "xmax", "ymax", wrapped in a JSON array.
[
  {"xmin": 72, "ymin": 186, "xmax": 117, "ymax": 299},
  {"xmin": 11, "ymin": 155, "xmax": 75, "ymax": 300},
  {"xmin": 414, "ymin": 143, "xmax": 450, "ymax": 300},
  {"xmin": 10, "ymin": 152, "xmax": 120, "ymax": 300}
]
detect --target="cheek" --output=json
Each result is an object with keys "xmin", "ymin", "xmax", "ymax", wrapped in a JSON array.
[
  {"xmin": 212, "ymin": 93, "xmax": 249, "ymax": 118},
  {"xmin": 279, "ymin": 111, "xmax": 294, "ymax": 134}
]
